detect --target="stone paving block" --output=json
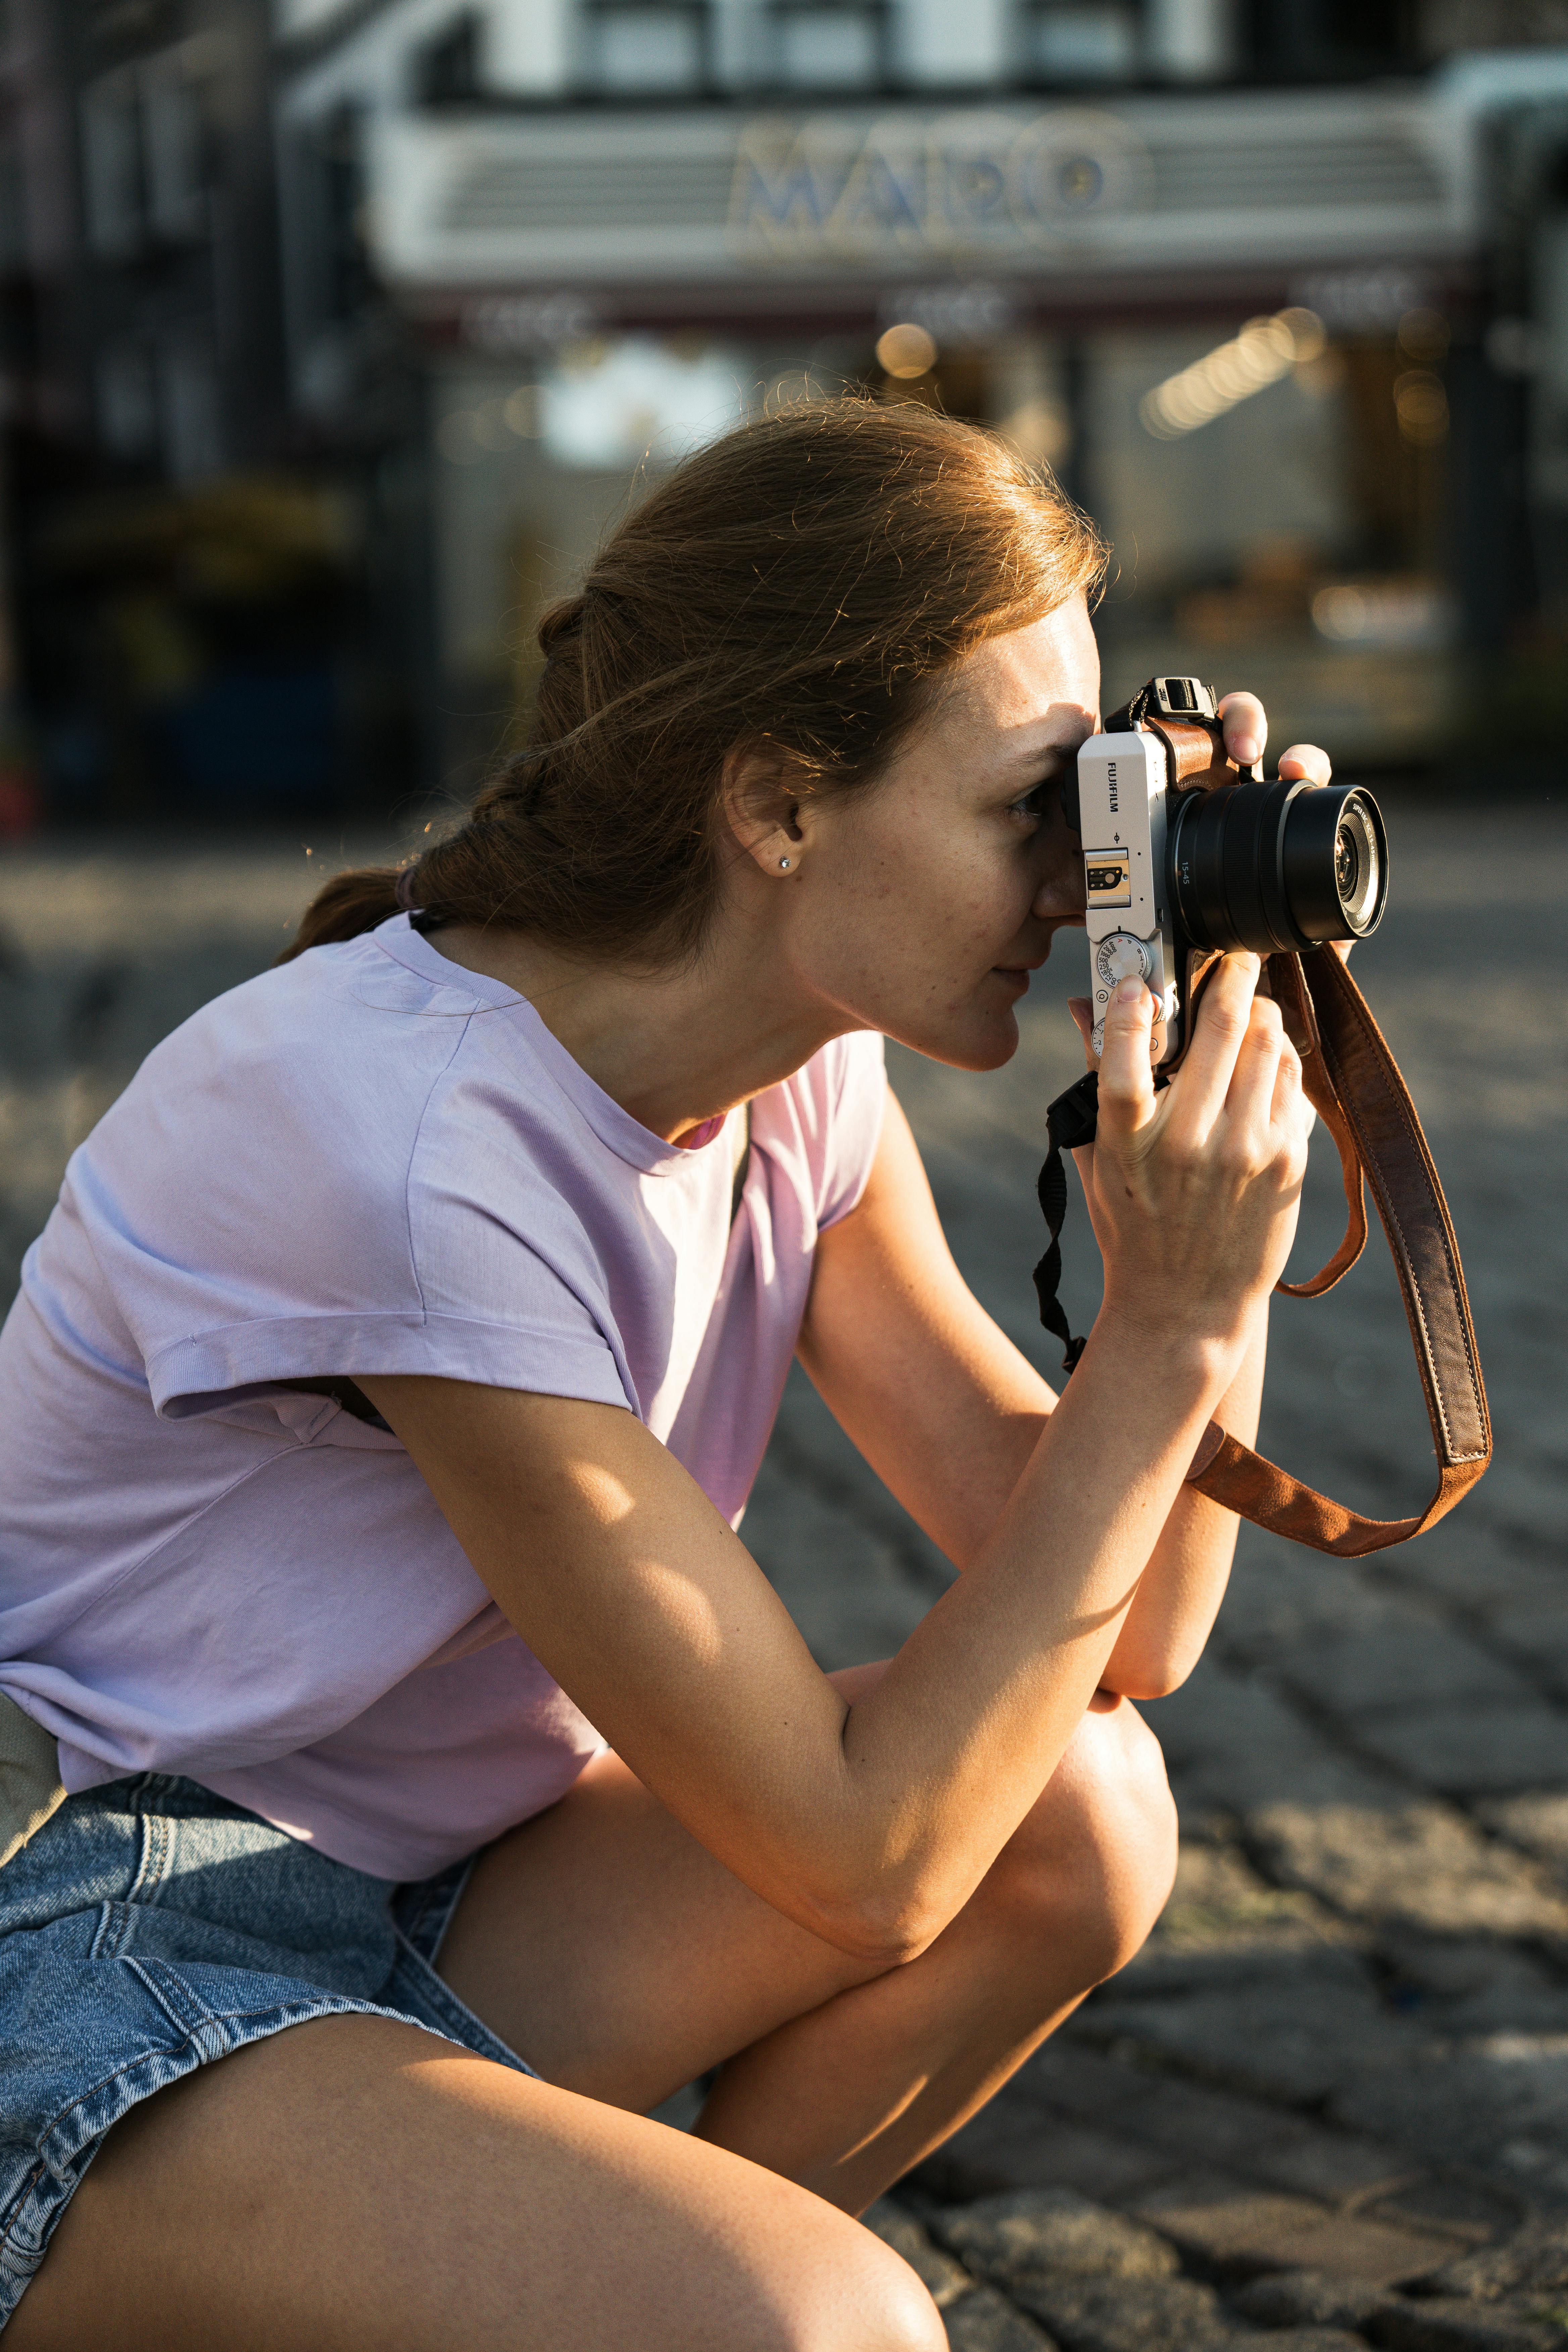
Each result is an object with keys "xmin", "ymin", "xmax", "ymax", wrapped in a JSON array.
[
  {"xmin": 1211, "ymin": 1547, "xmax": 1420, "ymax": 1660},
  {"xmin": 1357, "ymin": 2175, "xmax": 1531, "ymax": 2254},
  {"xmin": 1026, "ymin": 2042, "xmax": 1418, "ymax": 2209},
  {"xmin": 1006, "ymin": 2270, "xmax": 1242, "ymax": 2352},
  {"xmin": 1425, "ymin": 2219, "xmax": 1568, "ymax": 2303},
  {"xmin": 862, "ymin": 2199, "xmax": 974, "ymax": 2307},
  {"xmin": 938, "ymin": 2190, "xmax": 1181, "ymax": 2285},
  {"xmin": 1131, "ymin": 1842, "xmax": 1354, "ymax": 1973},
  {"xmin": 1482, "ymin": 1611, "xmax": 1568, "ymax": 1702},
  {"xmin": 1389, "ymin": 1534, "xmax": 1564, "ymax": 1617},
  {"xmin": 1230, "ymin": 2269, "xmax": 1387, "ymax": 2329},
  {"xmin": 1246, "ymin": 1802, "xmax": 1568, "ymax": 1936},
  {"xmin": 1276, "ymin": 1628, "xmax": 1533, "ymax": 1719},
  {"xmin": 1329, "ymin": 2040, "xmax": 1568, "ymax": 2179},
  {"xmin": 1079, "ymin": 1950, "xmax": 1423, "ymax": 2107},
  {"xmin": 1127, "ymin": 2179, "xmax": 1461, "ymax": 2286},
  {"xmin": 1010, "ymin": 2042, "xmax": 1172, "ymax": 2129},
  {"xmin": 1138, "ymin": 1661, "xmax": 1386, "ymax": 1814},
  {"xmin": 1266, "ymin": 2335, "xmax": 1384, "ymax": 2351},
  {"xmin": 1351, "ymin": 1706, "xmax": 1568, "ymax": 1799},
  {"xmin": 1375, "ymin": 1941, "xmax": 1568, "ymax": 2038},
  {"xmin": 911, "ymin": 2111, "xmax": 1180, "ymax": 2208},
  {"xmin": 1246, "ymin": 2134, "xmax": 1429, "ymax": 2210},
  {"xmin": 1478, "ymin": 1797, "xmax": 1568, "ymax": 1876},
  {"xmin": 944, "ymin": 2285, "xmax": 1061, "ymax": 2351},
  {"xmin": 1367, "ymin": 2298, "xmax": 1567, "ymax": 2351},
  {"xmin": 1465, "ymin": 1461, "xmax": 1568, "ymax": 1543}
]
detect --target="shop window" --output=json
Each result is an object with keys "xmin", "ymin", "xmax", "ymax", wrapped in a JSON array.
[
  {"xmin": 415, "ymin": 11, "xmax": 482, "ymax": 103},
  {"xmin": 160, "ymin": 335, "xmax": 224, "ymax": 482},
  {"xmin": 80, "ymin": 67, "xmax": 144, "ymax": 258},
  {"xmin": 770, "ymin": 0, "xmax": 888, "ymax": 88},
  {"xmin": 0, "ymin": 133, "xmax": 24, "ymax": 275},
  {"xmin": 142, "ymin": 42, "xmax": 214, "ymax": 242},
  {"xmin": 97, "ymin": 341, "xmax": 158, "ymax": 460},
  {"xmin": 315, "ymin": 104, "xmax": 370, "ymax": 326},
  {"xmin": 1021, "ymin": 2, "xmax": 1141, "ymax": 79},
  {"xmin": 581, "ymin": 2, "xmax": 710, "ymax": 92},
  {"xmin": 1241, "ymin": 0, "xmax": 1418, "ymax": 75}
]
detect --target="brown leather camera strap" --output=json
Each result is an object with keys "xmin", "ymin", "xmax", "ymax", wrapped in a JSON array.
[{"xmin": 1181, "ymin": 947, "xmax": 1491, "ymax": 1555}]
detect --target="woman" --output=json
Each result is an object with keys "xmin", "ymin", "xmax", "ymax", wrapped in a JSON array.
[{"xmin": 0, "ymin": 400, "xmax": 1321, "ymax": 2350}]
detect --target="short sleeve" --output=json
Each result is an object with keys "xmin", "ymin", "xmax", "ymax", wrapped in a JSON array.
[
  {"xmin": 41, "ymin": 943, "xmax": 638, "ymax": 1426},
  {"xmin": 816, "ymin": 1031, "xmax": 887, "ymax": 1231}
]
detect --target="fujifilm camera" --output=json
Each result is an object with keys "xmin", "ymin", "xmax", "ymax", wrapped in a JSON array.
[{"xmin": 1066, "ymin": 677, "xmax": 1388, "ymax": 1067}]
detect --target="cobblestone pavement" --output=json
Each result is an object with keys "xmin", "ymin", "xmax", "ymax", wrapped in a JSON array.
[{"xmin": 1, "ymin": 799, "xmax": 1566, "ymax": 2350}]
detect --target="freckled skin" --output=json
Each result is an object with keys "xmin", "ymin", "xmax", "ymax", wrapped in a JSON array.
[{"xmin": 778, "ymin": 599, "xmax": 1097, "ymax": 1073}]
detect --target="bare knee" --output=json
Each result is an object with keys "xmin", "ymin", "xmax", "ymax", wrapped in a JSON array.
[
  {"xmin": 981, "ymin": 1693, "xmax": 1178, "ymax": 1988},
  {"xmin": 771, "ymin": 2217, "xmax": 947, "ymax": 2352}
]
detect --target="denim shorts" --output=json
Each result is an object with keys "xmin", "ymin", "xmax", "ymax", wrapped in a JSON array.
[{"xmin": 0, "ymin": 1771, "xmax": 534, "ymax": 2329}]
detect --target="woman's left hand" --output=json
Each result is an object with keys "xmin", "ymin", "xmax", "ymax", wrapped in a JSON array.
[{"xmin": 1215, "ymin": 689, "xmax": 1330, "ymax": 791}]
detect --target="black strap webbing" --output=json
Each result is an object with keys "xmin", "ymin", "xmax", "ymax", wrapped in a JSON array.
[
  {"xmin": 1033, "ymin": 1068, "xmax": 1176, "ymax": 1377},
  {"xmin": 1032, "ymin": 1072, "xmax": 1100, "ymax": 1375}
]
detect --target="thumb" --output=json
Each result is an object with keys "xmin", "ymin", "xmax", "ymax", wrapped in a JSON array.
[{"xmin": 1095, "ymin": 976, "xmax": 1159, "ymax": 1139}]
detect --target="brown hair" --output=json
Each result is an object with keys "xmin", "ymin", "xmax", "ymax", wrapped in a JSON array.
[{"xmin": 283, "ymin": 396, "xmax": 1106, "ymax": 968}]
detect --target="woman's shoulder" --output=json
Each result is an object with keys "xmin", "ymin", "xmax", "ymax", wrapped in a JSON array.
[{"xmin": 43, "ymin": 923, "xmax": 631, "ymax": 1420}]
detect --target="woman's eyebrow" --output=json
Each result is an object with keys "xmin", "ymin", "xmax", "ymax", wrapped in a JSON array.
[{"xmin": 999, "ymin": 732, "xmax": 1085, "ymax": 775}]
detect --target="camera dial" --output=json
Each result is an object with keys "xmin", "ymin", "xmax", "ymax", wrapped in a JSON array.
[{"xmin": 1094, "ymin": 933, "xmax": 1157, "ymax": 988}]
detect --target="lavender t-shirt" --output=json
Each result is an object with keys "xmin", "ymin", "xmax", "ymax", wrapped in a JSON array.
[{"xmin": 0, "ymin": 917, "xmax": 886, "ymax": 1878}]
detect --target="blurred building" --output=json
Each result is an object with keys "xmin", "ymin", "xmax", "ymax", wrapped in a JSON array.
[
  {"xmin": 0, "ymin": 0, "xmax": 420, "ymax": 824},
  {"xmin": 8, "ymin": 1, "xmax": 1568, "ymax": 819},
  {"xmin": 271, "ymin": 0, "xmax": 1568, "ymax": 791}
]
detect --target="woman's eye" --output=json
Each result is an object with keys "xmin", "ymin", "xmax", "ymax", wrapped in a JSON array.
[{"xmin": 1009, "ymin": 785, "xmax": 1048, "ymax": 823}]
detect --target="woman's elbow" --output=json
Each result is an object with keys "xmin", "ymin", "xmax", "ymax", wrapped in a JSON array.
[
  {"xmin": 1100, "ymin": 1649, "xmax": 1202, "ymax": 1703},
  {"xmin": 795, "ymin": 1880, "xmax": 949, "ymax": 1971}
]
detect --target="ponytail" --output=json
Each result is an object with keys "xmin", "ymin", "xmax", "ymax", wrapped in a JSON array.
[{"xmin": 278, "ymin": 867, "xmax": 405, "ymax": 964}]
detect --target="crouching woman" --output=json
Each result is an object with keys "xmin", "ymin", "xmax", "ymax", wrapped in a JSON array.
[{"xmin": 0, "ymin": 400, "xmax": 1318, "ymax": 2350}]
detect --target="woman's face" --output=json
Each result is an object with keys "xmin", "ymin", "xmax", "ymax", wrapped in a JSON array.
[{"xmin": 786, "ymin": 596, "xmax": 1099, "ymax": 1071}]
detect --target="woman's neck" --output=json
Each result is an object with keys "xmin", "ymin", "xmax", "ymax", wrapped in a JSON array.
[{"xmin": 424, "ymin": 920, "xmax": 846, "ymax": 1145}]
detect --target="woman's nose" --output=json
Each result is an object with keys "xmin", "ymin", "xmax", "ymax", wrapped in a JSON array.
[{"xmin": 1033, "ymin": 855, "xmax": 1085, "ymax": 922}]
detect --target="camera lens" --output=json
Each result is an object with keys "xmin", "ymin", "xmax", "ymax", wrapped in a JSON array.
[
  {"xmin": 1332, "ymin": 800, "xmax": 1381, "ymax": 932},
  {"xmin": 1282, "ymin": 785, "xmax": 1387, "ymax": 943},
  {"xmin": 1169, "ymin": 781, "xmax": 1387, "ymax": 952}
]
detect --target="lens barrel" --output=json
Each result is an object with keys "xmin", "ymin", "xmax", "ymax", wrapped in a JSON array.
[{"xmin": 1169, "ymin": 780, "xmax": 1387, "ymax": 953}]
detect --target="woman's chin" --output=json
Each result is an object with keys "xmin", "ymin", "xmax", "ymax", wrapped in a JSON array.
[{"xmin": 900, "ymin": 1007, "xmax": 1020, "ymax": 1072}]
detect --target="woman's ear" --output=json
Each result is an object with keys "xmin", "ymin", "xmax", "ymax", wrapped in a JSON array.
[{"xmin": 722, "ymin": 743, "xmax": 810, "ymax": 878}]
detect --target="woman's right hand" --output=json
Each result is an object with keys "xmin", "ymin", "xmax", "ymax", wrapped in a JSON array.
[{"xmin": 1078, "ymin": 953, "xmax": 1310, "ymax": 1368}]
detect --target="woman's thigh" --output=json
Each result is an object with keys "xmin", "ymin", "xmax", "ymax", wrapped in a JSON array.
[
  {"xmin": 7, "ymin": 2014, "xmax": 941, "ymax": 2352},
  {"xmin": 435, "ymin": 1664, "xmax": 908, "ymax": 2113},
  {"xmin": 436, "ymin": 1745, "xmax": 884, "ymax": 2115},
  {"xmin": 433, "ymin": 1669, "xmax": 1159, "ymax": 2117}
]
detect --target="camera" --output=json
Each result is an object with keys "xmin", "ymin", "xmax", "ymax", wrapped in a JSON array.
[{"xmin": 1065, "ymin": 677, "xmax": 1388, "ymax": 1066}]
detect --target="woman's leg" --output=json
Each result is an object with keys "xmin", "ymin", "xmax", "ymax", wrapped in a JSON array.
[
  {"xmin": 9, "ymin": 1681, "xmax": 1172, "ymax": 2345},
  {"xmin": 7, "ymin": 2015, "xmax": 944, "ymax": 2352},
  {"xmin": 437, "ymin": 1679, "xmax": 1178, "ymax": 2214}
]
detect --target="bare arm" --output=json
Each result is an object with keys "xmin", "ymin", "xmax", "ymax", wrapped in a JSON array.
[
  {"xmin": 362, "ymin": 954, "xmax": 1306, "ymax": 1967},
  {"xmin": 798, "ymin": 1091, "xmax": 1263, "ymax": 1697}
]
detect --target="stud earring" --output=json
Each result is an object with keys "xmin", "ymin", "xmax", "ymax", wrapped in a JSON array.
[{"xmin": 779, "ymin": 856, "xmax": 791, "ymax": 870}]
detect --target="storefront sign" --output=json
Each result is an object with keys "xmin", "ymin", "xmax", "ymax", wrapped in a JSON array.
[{"xmin": 729, "ymin": 108, "xmax": 1149, "ymax": 262}]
